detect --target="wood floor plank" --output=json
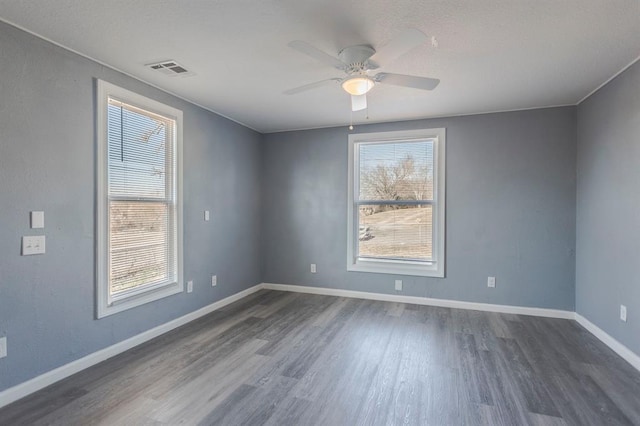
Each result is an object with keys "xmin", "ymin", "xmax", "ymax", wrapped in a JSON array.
[
  {"xmin": 545, "ymin": 368, "xmax": 634, "ymax": 426},
  {"xmin": 456, "ymin": 333, "xmax": 494, "ymax": 406},
  {"xmin": 311, "ymin": 297, "xmax": 351, "ymax": 327},
  {"xmin": 475, "ymin": 342, "xmax": 535, "ymax": 425},
  {"xmin": 356, "ymin": 316, "xmax": 410, "ymax": 426},
  {"xmin": 235, "ymin": 375, "xmax": 299, "ymax": 425},
  {"xmin": 495, "ymin": 337, "xmax": 562, "ymax": 417},
  {"xmin": 528, "ymin": 412, "xmax": 569, "ymax": 426},
  {"xmin": 585, "ymin": 364, "xmax": 640, "ymax": 425},
  {"xmin": 419, "ymin": 365, "xmax": 460, "ymax": 425},
  {"xmin": 262, "ymin": 396, "xmax": 313, "ymax": 426},
  {"xmin": 1, "ymin": 290, "xmax": 639, "ymax": 425},
  {"xmin": 385, "ymin": 302, "xmax": 405, "ymax": 318},
  {"xmin": 0, "ymin": 386, "xmax": 88, "ymax": 425},
  {"xmin": 291, "ymin": 301, "xmax": 391, "ymax": 425},
  {"xmin": 255, "ymin": 295, "xmax": 344, "ymax": 357},
  {"xmin": 96, "ymin": 396, "xmax": 159, "ymax": 425},
  {"xmin": 195, "ymin": 383, "xmax": 257, "ymax": 426},
  {"xmin": 150, "ymin": 339, "xmax": 269, "ymax": 424}
]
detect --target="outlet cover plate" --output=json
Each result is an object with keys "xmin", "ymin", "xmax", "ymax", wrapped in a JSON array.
[
  {"xmin": 620, "ymin": 305, "xmax": 627, "ymax": 322},
  {"xmin": 0, "ymin": 337, "xmax": 7, "ymax": 359},
  {"xmin": 395, "ymin": 280, "xmax": 403, "ymax": 291},
  {"xmin": 22, "ymin": 235, "xmax": 46, "ymax": 255},
  {"xmin": 310, "ymin": 264, "xmax": 316, "ymax": 273},
  {"xmin": 211, "ymin": 275, "xmax": 217, "ymax": 286},
  {"xmin": 488, "ymin": 276, "xmax": 496, "ymax": 288}
]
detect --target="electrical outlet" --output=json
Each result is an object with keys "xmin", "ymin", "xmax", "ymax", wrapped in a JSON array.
[
  {"xmin": 620, "ymin": 305, "xmax": 627, "ymax": 322},
  {"xmin": 22, "ymin": 235, "xmax": 46, "ymax": 255},
  {"xmin": 487, "ymin": 276, "xmax": 496, "ymax": 288},
  {"xmin": 0, "ymin": 337, "xmax": 7, "ymax": 359},
  {"xmin": 211, "ymin": 275, "xmax": 217, "ymax": 287},
  {"xmin": 204, "ymin": 210, "xmax": 210, "ymax": 221},
  {"xmin": 395, "ymin": 280, "xmax": 402, "ymax": 291},
  {"xmin": 310, "ymin": 264, "xmax": 316, "ymax": 273},
  {"xmin": 187, "ymin": 280, "xmax": 193, "ymax": 293}
]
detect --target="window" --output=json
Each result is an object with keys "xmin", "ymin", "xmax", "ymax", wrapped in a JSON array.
[
  {"xmin": 96, "ymin": 80, "xmax": 183, "ymax": 318},
  {"xmin": 347, "ymin": 128, "xmax": 445, "ymax": 277}
]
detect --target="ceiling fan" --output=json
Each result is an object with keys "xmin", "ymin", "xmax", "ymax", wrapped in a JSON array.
[{"xmin": 284, "ymin": 29, "xmax": 440, "ymax": 113}]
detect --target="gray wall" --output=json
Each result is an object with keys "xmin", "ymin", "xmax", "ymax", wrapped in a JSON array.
[
  {"xmin": 0, "ymin": 21, "xmax": 262, "ymax": 391},
  {"xmin": 576, "ymin": 61, "xmax": 640, "ymax": 355},
  {"xmin": 261, "ymin": 108, "xmax": 577, "ymax": 310}
]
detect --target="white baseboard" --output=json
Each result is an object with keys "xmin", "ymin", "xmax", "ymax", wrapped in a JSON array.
[
  {"xmin": 575, "ymin": 313, "xmax": 640, "ymax": 372},
  {"xmin": 261, "ymin": 283, "xmax": 575, "ymax": 319},
  {"xmin": 0, "ymin": 284, "xmax": 263, "ymax": 409}
]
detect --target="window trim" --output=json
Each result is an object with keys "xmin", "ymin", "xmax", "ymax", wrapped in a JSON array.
[
  {"xmin": 96, "ymin": 79, "xmax": 184, "ymax": 318},
  {"xmin": 347, "ymin": 128, "xmax": 446, "ymax": 277}
]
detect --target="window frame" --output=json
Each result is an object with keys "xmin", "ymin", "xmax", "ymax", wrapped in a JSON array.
[
  {"xmin": 347, "ymin": 128, "xmax": 446, "ymax": 277},
  {"xmin": 96, "ymin": 79, "xmax": 184, "ymax": 318}
]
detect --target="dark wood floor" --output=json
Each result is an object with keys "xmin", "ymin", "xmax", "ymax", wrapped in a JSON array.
[{"xmin": 1, "ymin": 290, "xmax": 639, "ymax": 425}]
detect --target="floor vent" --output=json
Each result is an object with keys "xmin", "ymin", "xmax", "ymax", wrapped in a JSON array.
[{"xmin": 146, "ymin": 61, "xmax": 195, "ymax": 77}]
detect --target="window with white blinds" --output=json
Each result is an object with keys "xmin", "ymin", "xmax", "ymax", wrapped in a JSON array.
[
  {"xmin": 97, "ymin": 80, "xmax": 183, "ymax": 318},
  {"xmin": 347, "ymin": 129, "xmax": 446, "ymax": 277}
]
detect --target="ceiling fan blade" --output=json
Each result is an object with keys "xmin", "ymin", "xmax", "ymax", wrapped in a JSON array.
[
  {"xmin": 369, "ymin": 28, "xmax": 428, "ymax": 66},
  {"xmin": 283, "ymin": 78, "xmax": 340, "ymax": 95},
  {"xmin": 288, "ymin": 40, "xmax": 346, "ymax": 70},
  {"xmin": 351, "ymin": 94, "xmax": 367, "ymax": 111},
  {"xmin": 366, "ymin": 60, "xmax": 381, "ymax": 70},
  {"xmin": 375, "ymin": 73, "xmax": 440, "ymax": 91}
]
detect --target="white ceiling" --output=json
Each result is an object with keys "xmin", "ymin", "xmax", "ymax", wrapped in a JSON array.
[{"xmin": 0, "ymin": 0, "xmax": 638, "ymax": 133}]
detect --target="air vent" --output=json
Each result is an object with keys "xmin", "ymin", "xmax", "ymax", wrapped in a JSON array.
[{"xmin": 146, "ymin": 60, "xmax": 195, "ymax": 77}]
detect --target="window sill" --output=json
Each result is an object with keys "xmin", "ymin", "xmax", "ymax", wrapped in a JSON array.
[
  {"xmin": 97, "ymin": 281, "xmax": 183, "ymax": 319},
  {"xmin": 347, "ymin": 258, "xmax": 444, "ymax": 278}
]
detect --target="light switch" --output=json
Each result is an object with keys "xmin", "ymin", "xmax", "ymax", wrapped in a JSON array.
[
  {"xmin": 31, "ymin": 211, "xmax": 44, "ymax": 229},
  {"xmin": 22, "ymin": 236, "xmax": 46, "ymax": 255},
  {"xmin": 204, "ymin": 210, "xmax": 210, "ymax": 221}
]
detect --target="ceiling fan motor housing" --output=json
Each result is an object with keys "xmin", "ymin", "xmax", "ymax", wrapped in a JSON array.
[{"xmin": 339, "ymin": 45, "xmax": 376, "ymax": 74}]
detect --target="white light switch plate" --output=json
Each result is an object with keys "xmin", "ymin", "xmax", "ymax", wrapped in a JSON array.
[
  {"xmin": 31, "ymin": 211, "xmax": 44, "ymax": 229},
  {"xmin": 395, "ymin": 280, "xmax": 403, "ymax": 291},
  {"xmin": 187, "ymin": 280, "xmax": 193, "ymax": 293},
  {"xmin": 0, "ymin": 337, "xmax": 7, "ymax": 359},
  {"xmin": 488, "ymin": 277, "xmax": 496, "ymax": 288},
  {"xmin": 211, "ymin": 275, "xmax": 217, "ymax": 287},
  {"xmin": 204, "ymin": 210, "xmax": 210, "ymax": 221},
  {"xmin": 22, "ymin": 236, "xmax": 46, "ymax": 255},
  {"xmin": 310, "ymin": 264, "xmax": 316, "ymax": 273},
  {"xmin": 620, "ymin": 305, "xmax": 627, "ymax": 322}
]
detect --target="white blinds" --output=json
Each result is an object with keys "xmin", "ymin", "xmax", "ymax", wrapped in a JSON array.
[
  {"xmin": 356, "ymin": 140, "xmax": 435, "ymax": 262},
  {"xmin": 107, "ymin": 99, "xmax": 177, "ymax": 296}
]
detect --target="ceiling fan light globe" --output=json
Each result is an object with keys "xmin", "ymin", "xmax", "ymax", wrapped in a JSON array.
[{"xmin": 342, "ymin": 77, "xmax": 374, "ymax": 95}]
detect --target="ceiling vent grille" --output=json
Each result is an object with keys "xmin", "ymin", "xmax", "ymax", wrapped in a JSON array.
[{"xmin": 146, "ymin": 60, "xmax": 195, "ymax": 77}]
